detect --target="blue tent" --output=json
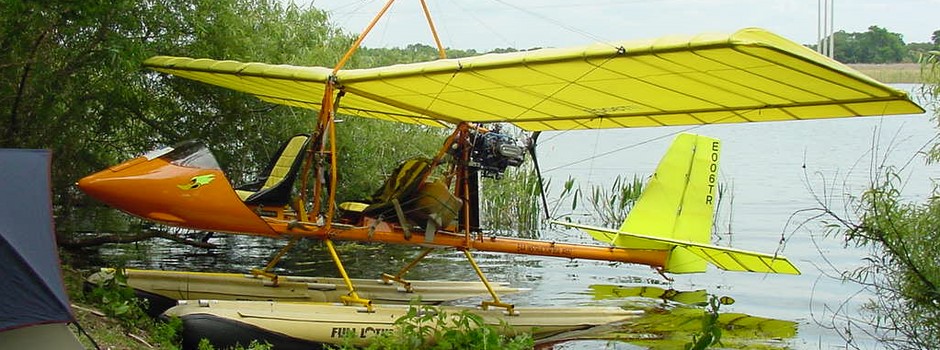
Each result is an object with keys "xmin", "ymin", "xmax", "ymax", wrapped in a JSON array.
[{"xmin": 0, "ymin": 149, "xmax": 80, "ymax": 347}]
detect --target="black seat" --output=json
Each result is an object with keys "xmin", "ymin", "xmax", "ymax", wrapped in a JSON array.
[{"xmin": 235, "ymin": 134, "xmax": 311, "ymax": 206}]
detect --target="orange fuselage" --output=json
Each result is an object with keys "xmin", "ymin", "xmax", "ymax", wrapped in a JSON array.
[{"xmin": 78, "ymin": 145, "xmax": 668, "ymax": 268}]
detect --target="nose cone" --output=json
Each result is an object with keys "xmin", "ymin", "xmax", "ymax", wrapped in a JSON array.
[
  {"xmin": 76, "ymin": 156, "xmax": 173, "ymax": 220},
  {"xmin": 78, "ymin": 167, "xmax": 157, "ymax": 216},
  {"xmin": 77, "ymin": 155, "xmax": 277, "ymax": 236},
  {"xmin": 77, "ymin": 170, "xmax": 114, "ymax": 203}
]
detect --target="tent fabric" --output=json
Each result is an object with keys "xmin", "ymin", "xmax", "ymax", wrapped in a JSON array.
[
  {"xmin": 0, "ymin": 149, "xmax": 74, "ymax": 331},
  {"xmin": 143, "ymin": 27, "xmax": 923, "ymax": 131}
]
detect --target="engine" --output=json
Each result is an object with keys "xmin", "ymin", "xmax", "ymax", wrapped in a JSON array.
[{"xmin": 469, "ymin": 129, "xmax": 525, "ymax": 179}]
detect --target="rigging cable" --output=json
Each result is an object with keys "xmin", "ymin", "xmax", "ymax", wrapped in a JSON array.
[
  {"xmin": 445, "ymin": 0, "xmax": 515, "ymax": 50},
  {"xmin": 540, "ymin": 109, "xmax": 762, "ymax": 174},
  {"xmin": 490, "ymin": 0, "xmax": 621, "ymax": 49}
]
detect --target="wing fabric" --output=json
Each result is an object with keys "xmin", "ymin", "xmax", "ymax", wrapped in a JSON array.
[
  {"xmin": 555, "ymin": 221, "xmax": 800, "ymax": 275},
  {"xmin": 144, "ymin": 28, "xmax": 924, "ymax": 131}
]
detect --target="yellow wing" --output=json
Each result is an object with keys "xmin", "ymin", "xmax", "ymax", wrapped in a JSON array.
[{"xmin": 144, "ymin": 27, "xmax": 923, "ymax": 131}]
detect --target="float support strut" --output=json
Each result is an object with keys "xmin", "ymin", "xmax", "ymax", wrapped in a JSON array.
[
  {"xmin": 381, "ymin": 247, "xmax": 435, "ymax": 292},
  {"xmin": 463, "ymin": 249, "xmax": 515, "ymax": 315},
  {"xmin": 250, "ymin": 236, "xmax": 301, "ymax": 285},
  {"xmin": 325, "ymin": 239, "xmax": 373, "ymax": 312}
]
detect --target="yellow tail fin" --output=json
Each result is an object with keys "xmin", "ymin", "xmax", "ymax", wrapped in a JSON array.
[
  {"xmin": 563, "ymin": 133, "xmax": 799, "ymax": 275},
  {"xmin": 618, "ymin": 133, "xmax": 718, "ymax": 273}
]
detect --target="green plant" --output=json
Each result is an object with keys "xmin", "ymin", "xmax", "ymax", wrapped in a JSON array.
[
  {"xmin": 329, "ymin": 304, "xmax": 533, "ymax": 350},
  {"xmin": 152, "ymin": 316, "xmax": 183, "ymax": 348},
  {"xmin": 809, "ymin": 45, "xmax": 940, "ymax": 350},
  {"xmin": 480, "ymin": 164, "xmax": 543, "ymax": 238},
  {"xmin": 197, "ymin": 338, "xmax": 273, "ymax": 350},
  {"xmin": 586, "ymin": 175, "xmax": 644, "ymax": 227},
  {"xmin": 551, "ymin": 175, "xmax": 644, "ymax": 227},
  {"xmin": 86, "ymin": 268, "xmax": 150, "ymax": 330}
]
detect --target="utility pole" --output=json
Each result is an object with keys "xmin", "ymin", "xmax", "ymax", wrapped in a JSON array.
[{"xmin": 818, "ymin": 0, "xmax": 835, "ymax": 58}]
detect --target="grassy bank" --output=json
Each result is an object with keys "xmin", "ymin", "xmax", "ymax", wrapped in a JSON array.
[
  {"xmin": 849, "ymin": 63, "xmax": 923, "ymax": 83},
  {"xmin": 63, "ymin": 266, "xmax": 180, "ymax": 350}
]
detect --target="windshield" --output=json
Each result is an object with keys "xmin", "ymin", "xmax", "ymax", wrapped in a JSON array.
[{"xmin": 160, "ymin": 141, "xmax": 221, "ymax": 170}]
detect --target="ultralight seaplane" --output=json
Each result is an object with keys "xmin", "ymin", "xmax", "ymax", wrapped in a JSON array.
[{"xmin": 78, "ymin": 2, "xmax": 924, "ymax": 348}]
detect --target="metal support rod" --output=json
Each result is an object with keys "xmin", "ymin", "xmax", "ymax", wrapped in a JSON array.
[
  {"xmin": 828, "ymin": 0, "xmax": 835, "ymax": 58},
  {"xmin": 250, "ymin": 236, "xmax": 301, "ymax": 284},
  {"xmin": 333, "ymin": 0, "xmax": 397, "ymax": 74},
  {"xmin": 381, "ymin": 247, "xmax": 435, "ymax": 292},
  {"xmin": 419, "ymin": 0, "xmax": 447, "ymax": 59},
  {"xmin": 324, "ymin": 95, "xmax": 339, "ymax": 229},
  {"xmin": 325, "ymin": 239, "xmax": 373, "ymax": 311},
  {"xmin": 462, "ymin": 249, "xmax": 515, "ymax": 315}
]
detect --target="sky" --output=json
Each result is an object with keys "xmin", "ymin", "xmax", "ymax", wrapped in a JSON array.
[{"xmin": 300, "ymin": 0, "xmax": 938, "ymax": 51}]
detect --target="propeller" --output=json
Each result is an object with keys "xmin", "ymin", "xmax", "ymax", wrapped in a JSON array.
[{"xmin": 527, "ymin": 131, "xmax": 551, "ymax": 220}]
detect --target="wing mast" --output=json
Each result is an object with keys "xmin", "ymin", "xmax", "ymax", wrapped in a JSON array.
[
  {"xmin": 305, "ymin": 0, "xmax": 450, "ymax": 229},
  {"xmin": 301, "ymin": 0, "xmax": 458, "ymax": 310}
]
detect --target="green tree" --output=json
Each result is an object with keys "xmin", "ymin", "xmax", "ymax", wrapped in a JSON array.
[
  {"xmin": 356, "ymin": 43, "xmax": 481, "ymax": 68},
  {"xmin": 906, "ymin": 42, "xmax": 935, "ymax": 62},
  {"xmin": 831, "ymin": 26, "xmax": 906, "ymax": 63}
]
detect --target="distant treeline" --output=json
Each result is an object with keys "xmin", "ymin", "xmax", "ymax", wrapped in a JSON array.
[
  {"xmin": 355, "ymin": 25, "xmax": 940, "ymax": 67},
  {"xmin": 808, "ymin": 26, "xmax": 940, "ymax": 64}
]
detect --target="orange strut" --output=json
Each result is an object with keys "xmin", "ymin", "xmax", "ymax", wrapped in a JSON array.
[
  {"xmin": 419, "ymin": 0, "xmax": 447, "ymax": 59},
  {"xmin": 332, "ymin": 0, "xmax": 397, "ymax": 74}
]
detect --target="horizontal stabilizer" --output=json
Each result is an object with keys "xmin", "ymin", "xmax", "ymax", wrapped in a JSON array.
[{"xmin": 554, "ymin": 221, "xmax": 800, "ymax": 275}]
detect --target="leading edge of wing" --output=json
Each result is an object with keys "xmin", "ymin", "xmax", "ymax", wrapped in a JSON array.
[
  {"xmin": 144, "ymin": 56, "xmax": 334, "ymax": 82},
  {"xmin": 553, "ymin": 221, "xmax": 800, "ymax": 275}
]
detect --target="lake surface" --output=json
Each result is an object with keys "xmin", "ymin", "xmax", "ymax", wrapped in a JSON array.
[{"xmin": 97, "ymin": 84, "xmax": 936, "ymax": 349}]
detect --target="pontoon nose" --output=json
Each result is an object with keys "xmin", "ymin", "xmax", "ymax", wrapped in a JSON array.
[{"xmin": 77, "ymin": 173, "xmax": 100, "ymax": 200}]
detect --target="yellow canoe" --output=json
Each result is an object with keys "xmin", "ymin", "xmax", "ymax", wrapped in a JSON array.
[
  {"xmin": 88, "ymin": 268, "xmax": 524, "ymax": 315},
  {"xmin": 163, "ymin": 300, "xmax": 641, "ymax": 349}
]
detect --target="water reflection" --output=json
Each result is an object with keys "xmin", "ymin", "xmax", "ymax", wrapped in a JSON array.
[
  {"xmin": 89, "ymin": 234, "xmax": 534, "ymax": 287},
  {"xmin": 574, "ymin": 285, "xmax": 797, "ymax": 349},
  {"xmin": 589, "ymin": 285, "xmax": 709, "ymax": 305}
]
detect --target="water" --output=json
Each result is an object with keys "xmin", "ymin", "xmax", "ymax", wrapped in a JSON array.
[
  {"xmin": 533, "ymin": 84, "xmax": 938, "ymax": 349},
  {"xmin": 96, "ymin": 85, "xmax": 936, "ymax": 349}
]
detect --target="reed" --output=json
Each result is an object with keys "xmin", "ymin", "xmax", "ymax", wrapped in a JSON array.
[
  {"xmin": 550, "ymin": 175, "xmax": 644, "ymax": 228},
  {"xmin": 479, "ymin": 164, "xmax": 543, "ymax": 238}
]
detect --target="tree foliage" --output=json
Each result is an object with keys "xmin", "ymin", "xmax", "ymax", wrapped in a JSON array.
[
  {"xmin": 356, "ymin": 44, "xmax": 481, "ymax": 68},
  {"xmin": 831, "ymin": 26, "xmax": 907, "ymax": 63}
]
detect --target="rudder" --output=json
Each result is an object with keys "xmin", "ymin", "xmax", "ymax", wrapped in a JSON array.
[{"xmin": 612, "ymin": 133, "xmax": 720, "ymax": 273}]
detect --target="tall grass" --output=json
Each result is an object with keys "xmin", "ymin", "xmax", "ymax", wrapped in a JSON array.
[
  {"xmin": 849, "ymin": 63, "xmax": 923, "ymax": 83},
  {"xmin": 479, "ymin": 164, "xmax": 542, "ymax": 238},
  {"xmin": 550, "ymin": 175, "xmax": 645, "ymax": 228}
]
